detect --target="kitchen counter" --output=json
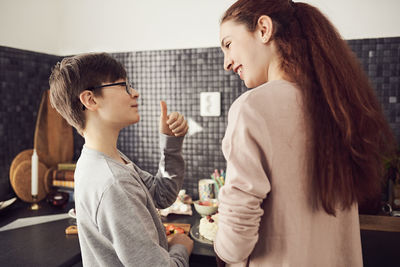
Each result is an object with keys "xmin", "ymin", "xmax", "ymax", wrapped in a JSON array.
[
  {"xmin": 0, "ymin": 199, "xmax": 80, "ymax": 267},
  {"xmin": 360, "ymin": 214, "xmax": 400, "ymax": 232},
  {"xmin": 0, "ymin": 199, "xmax": 216, "ymax": 267},
  {"xmin": 359, "ymin": 214, "xmax": 400, "ymax": 267},
  {"xmin": 2, "ymin": 199, "xmax": 399, "ymax": 267}
]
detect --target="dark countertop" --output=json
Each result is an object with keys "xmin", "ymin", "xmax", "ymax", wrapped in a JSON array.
[
  {"xmin": 3, "ymin": 199, "xmax": 399, "ymax": 267},
  {"xmin": 0, "ymin": 199, "xmax": 216, "ymax": 267},
  {"xmin": 0, "ymin": 199, "xmax": 80, "ymax": 267}
]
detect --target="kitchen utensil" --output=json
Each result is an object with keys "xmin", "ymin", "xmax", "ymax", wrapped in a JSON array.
[
  {"xmin": 9, "ymin": 89, "xmax": 74, "ymax": 203},
  {"xmin": 9, "ymin": 149, "xmax": 47, "ymax": 182},
  {"xmin": 163, "ymin": 223, "xmax": 191, "ymax": 235},
  {"xmin": 34, "ymin": 90, "xmax": 74, "ymax": 168},
  {"xmin": 9, "ymin": 149, "xmax": 33, "ymax": 183},
  {"xmin": 43, "ymin": 167, "xmax": 56, "ymax": 193},
  {"xmin": 11, "ymin": 160, "xmax": 48, "ymax": 203}
]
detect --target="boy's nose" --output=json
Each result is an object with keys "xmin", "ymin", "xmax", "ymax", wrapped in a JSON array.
[{"xmin": 131, "ymin": 88, "xmax": 139, "ymax": 98}]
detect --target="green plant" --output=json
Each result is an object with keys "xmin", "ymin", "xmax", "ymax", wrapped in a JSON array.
[
  {"xmin": 384, "ymin": 148, "xmax": 400, "ymax": 181},
  {"xmin": 383, "ymin": 147, "xmax": 400, "ymax": 210}
]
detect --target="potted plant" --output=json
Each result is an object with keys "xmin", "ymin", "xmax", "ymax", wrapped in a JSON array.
[{"xmin": 384, "ymin": 148, "xmax": 400, "ymax": 210}]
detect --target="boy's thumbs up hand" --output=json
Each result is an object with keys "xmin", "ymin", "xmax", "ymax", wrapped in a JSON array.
[
  {"xmin": 159, "ymin": 100, "xmax": 189, "ymax": 137},
  {"xmin": 159, "ymin": 100, "xmax": 170, "ymax": 135}
]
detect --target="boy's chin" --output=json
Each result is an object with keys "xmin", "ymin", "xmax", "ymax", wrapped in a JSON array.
[{"xmin": 130, "ymin": 116, "xmax": 140, "ymax": 124}]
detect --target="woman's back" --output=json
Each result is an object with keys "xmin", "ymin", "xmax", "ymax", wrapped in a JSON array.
[{"xmin": 216, "ymin": 80, "xmax": 363, "ymax": 267}]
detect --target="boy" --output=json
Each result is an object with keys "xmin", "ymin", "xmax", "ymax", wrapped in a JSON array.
[{"xmin": 49, "ymin": 52, "xmax": 193, "ymax": 266}]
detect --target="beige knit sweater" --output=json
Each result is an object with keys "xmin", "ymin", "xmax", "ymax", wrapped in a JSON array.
[{"xmin": 214, "ymin": 80, "xmax": 363, "ymax": 267}]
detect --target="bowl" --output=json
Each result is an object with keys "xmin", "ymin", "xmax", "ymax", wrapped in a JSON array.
[{"xmin": 193, "ymin": 199, "xmax": 218, "ymax": 217}]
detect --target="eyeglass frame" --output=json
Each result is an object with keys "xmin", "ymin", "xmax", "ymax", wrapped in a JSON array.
[
  {"xmin": 81, "ymin": 80, "xmax": 134, "ymax": 110},
  {"xmin": 86, "ymin": 80, "xmax": 133, "ymax": 95}
]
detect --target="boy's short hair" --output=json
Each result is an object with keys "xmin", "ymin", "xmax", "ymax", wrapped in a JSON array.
[{"xmin": 49, "ymin": 52, "xmax": 127, "ymax": 134}]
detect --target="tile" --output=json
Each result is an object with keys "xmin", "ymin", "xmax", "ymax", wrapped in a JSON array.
[{"xmin": 1, "ymin": 36, "xmax": 400, "ymax": 200}]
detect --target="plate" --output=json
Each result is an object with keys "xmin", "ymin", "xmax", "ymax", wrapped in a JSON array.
[
  {"xmin": 189, "ymin": 222, "xmax": 213, "ymax": 245},
  {"xmin": 0, "ymin": 197, "xmax": 17, "ymax": 211}
]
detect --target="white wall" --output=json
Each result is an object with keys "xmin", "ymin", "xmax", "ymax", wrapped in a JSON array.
[
  {"xmin": 0, "ymin": 0, "xmax": 62, "ymax": 55},
  {"xmin": 304, "ymin": 0, "xmax": 400, "ymax": 40},
  {"xmin": 57, "ymin": 0, "xmax": 235, "ymax": 55},
  {"xmin": 0, "ymin": 0, "xmax": 399, "ymax": 56}
]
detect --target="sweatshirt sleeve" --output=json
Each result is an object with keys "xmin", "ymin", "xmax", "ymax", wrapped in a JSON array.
[
  {"xmin": 97, "ymin": 179, "xmax": 189, "ymax": 267},
  {"xmin": 214, "ymin": 96, "xmax": 272, "ymax": 264},
  {"xmin": 134, "ymin": 134, "xmax": 185, "ymax": 209}
]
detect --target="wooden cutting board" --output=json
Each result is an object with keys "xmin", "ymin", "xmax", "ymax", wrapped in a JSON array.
[
  {"xmin": 164, "ymin": 223, "xmax": 191, "ymax": 242},
  {"xmin": 9, "ymin": 149, "xmax": 33, "ymax": 183},
  {"xmin": 9, "ymin": 149, "xmax": 48, "ymax": 185},
  {"xmin": 163, "ymin": 223, "xmax": 191, "ymax": 234},
  {"xmin": 66, "ymin": 224, "xmax": 192, "ymax": 237},
  {"xmin": 9, "ymin": 90, "xmax": 74, "ymax": 203},
  {"xmin": 34, "ymin": 90, "xmax": 74, "ymax": 168},
  {"xmin": 11, "ymin": 160, "xmax": 48, "ymax": 203},
  {"xmin": 9, "ymin": 149, "xmax": 51, "ymax": 202}
]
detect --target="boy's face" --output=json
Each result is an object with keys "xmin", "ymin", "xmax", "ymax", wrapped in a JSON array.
[{"xmin": 95, "ymin": 78, "xmax": 140, "ymax": 128}]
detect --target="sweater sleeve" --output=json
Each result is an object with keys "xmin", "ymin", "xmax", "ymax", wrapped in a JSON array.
[
  {"xmin": 96, "ymin": 179, "xmax": 189, "ymax": 267},
  {"xmin": 134, "ymin": 134, "xmax": 185, "ymax": 209},
  {"xmin": 214, "ymin": 96, "xmax": 272, "ymax": 264}
]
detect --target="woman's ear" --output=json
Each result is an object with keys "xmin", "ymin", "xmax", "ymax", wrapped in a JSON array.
[
  {"xmin": 79, "ymin": 90, "xmax": 97, "ymax": 111},
  {"xmin": 257, "ymin": 15, "xmax": 274, "ymax": 44}
]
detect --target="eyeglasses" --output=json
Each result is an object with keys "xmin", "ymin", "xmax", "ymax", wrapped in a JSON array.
[
  {"xmin": 82, "ymin": 80, "xmax": 134, "ymax": 110},
  {"xmin": 86, "ymin": 80, "xmax": 134, "ymax": 96}
]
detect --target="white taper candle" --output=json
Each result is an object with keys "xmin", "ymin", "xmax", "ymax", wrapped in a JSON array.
[{"xmin": 31, "ymin": 149, "xmax": 38, "ymax": 196}]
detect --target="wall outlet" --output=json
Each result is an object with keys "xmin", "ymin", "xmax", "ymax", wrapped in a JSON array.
[{"xmin": 200, "ymin": 92, "xmax": 221, "ymax": 117}]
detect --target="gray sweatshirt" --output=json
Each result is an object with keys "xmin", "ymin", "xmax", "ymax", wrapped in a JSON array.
[{"xmin": 74, "ymin": 134, "xmax": 189, "ymax": 267}]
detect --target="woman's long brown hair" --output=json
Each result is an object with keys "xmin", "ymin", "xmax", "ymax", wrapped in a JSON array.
[{"xmin": 222, "ymin": 0, "xmax": 397, "ymax": 215}]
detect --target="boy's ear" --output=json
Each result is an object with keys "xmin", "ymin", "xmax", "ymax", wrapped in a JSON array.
[
  {"xmin": 256, "ymin": 15, "xmax": 273, "ymax": 44},
  {"xmin": 79, "ymin": 90, "xmax": 97, "ymax": 111}
]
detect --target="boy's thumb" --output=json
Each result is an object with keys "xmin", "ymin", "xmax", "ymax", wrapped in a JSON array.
[{"xmin": 160, "ymin": 100, "xmax": 168, "ymax": 120}]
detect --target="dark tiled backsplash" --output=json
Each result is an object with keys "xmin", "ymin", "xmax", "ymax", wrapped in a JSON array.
[
  {"xmin": 0, "ymin": 47, "xmax": 61, "ymax": 200},
  {"xmin": 114, "ymin": 48, "xmax": 245, "ymax": 198},
  {"xmin": 1, "ymin": 37, "xmax": 399, "ymax": 200}
]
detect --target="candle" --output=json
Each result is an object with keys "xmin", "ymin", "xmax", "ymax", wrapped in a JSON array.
[{"xmin": 31, "ymin": 149, "xmax": 38, "ymax": 196}]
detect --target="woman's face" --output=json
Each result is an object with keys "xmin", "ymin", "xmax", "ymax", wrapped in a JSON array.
[{"xmin": 220, "ymin": 19, "xmax": 275, "ymax": 88}]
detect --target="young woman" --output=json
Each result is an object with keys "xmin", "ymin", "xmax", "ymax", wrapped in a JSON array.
[{"xmin": 214, "ymin": 1, "xmax": 396, "ymax": 266}]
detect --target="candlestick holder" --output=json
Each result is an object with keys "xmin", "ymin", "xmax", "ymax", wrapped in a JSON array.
[{"xmin": 31, "ymin": 195, "xmax": 40, "ymax": 210}]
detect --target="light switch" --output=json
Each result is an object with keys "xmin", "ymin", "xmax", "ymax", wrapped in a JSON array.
[{"xmin": 200, "ymin": 92, "xmax": 221, "ymax": 117}]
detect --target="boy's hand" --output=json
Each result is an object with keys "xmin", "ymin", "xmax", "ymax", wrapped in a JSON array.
[
  {"xmin": 168, "ymin": 233, "xmax": 194, "ymax": 255},
  {"xmin": 159, "ymin": 100, "xmax": 189, "ymax": 137}
]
